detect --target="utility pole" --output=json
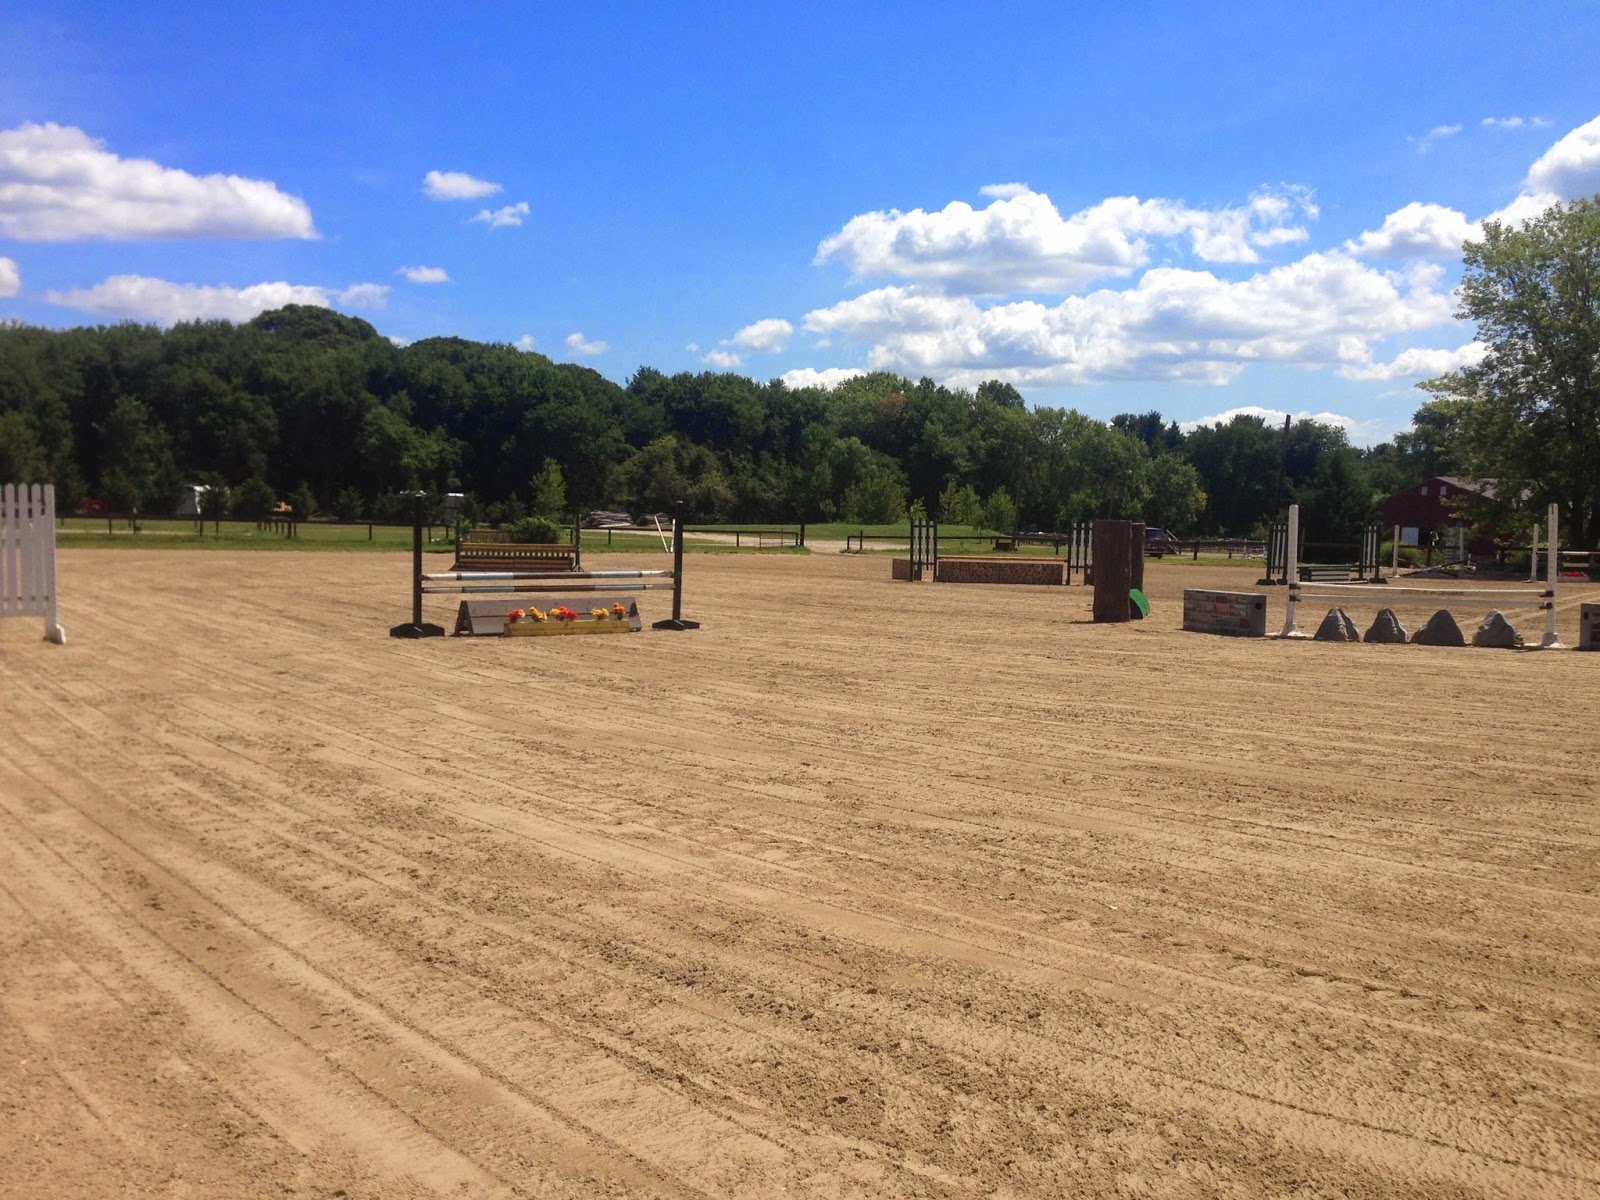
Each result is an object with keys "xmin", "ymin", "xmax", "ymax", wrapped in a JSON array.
[{"xmin": 1271, "ymin": 414, "xmax": 1292, "ymax": 513}]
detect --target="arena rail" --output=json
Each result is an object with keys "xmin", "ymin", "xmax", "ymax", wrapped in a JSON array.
[
  {"xmin": 1, "ymin": 482, "xmax": 66, "ymax": 645},
  {"xmin": 1277, "ymin": 502, "xmax": 1562, "ymax": 649}
]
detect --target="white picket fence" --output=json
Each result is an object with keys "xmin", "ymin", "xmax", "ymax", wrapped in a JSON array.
[{"xmin": 1, "ymin": 483, "xmax": 66, "ymax": 644}]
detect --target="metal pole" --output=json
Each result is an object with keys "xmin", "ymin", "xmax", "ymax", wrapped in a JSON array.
[
  {"xmin": 651, "ymin": 502, "xmax": 699, "ymax": 630},
  {"xmin": 390, "ymin": 492, "xmax": 445, "ymax": 637}
]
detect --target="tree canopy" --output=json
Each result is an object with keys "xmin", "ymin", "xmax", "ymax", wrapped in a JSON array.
[
  {"xmin": 0, "ymin": 303, "xmax": 1450, "ymax": 540},
  {"xmin": 1420, "ymin": 195, "xmax": 1600, "ymax": 546}
]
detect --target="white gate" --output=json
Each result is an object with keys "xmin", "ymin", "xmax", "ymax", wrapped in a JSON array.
[{"xmin": 1, "ymin": 483, "xmax": 66, "ymax": 644}]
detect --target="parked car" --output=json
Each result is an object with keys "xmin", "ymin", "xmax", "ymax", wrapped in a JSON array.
[{"xmin": 1145, "ymin": 526, "xmax": 1177, "ymax": 556}]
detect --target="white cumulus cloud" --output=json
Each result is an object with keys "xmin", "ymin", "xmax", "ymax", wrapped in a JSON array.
[
  {"xmin": 815, "ymin": 184, "xmax": 1317, "ymax": 295},
  {"xmin": 730, "ymin": 317, "xmax": 793, "ymax": 353},
  {"xmin": 514, "ymin": 334, "xmax": 537, "ymax": 352},
  {"xmin": 1178, "ymin": 405, "xmax": 1392, "ymax": 444},
  {"xmin": 1345, "ymin": 202, "xmax": 1478, "ymax": 259},
  {"xmin": 398, "ymin": 265, "xmax": 450, "ymax": 283},
  {"xmin": 1337, "ymin": 341, "xmax": 1486, "ymax": 381},
  {"xmin": 1522, "ymin": 113, "xmax": 1600, "ymax": 200},
  {"xmin": 565, "ymin": 331, "xmax": 607, "ymax": 356},
  {"xmin": 336, "ymin": 283, "xmax": 389, "ymax": 309},
  {"xmin": 780, "ymin": 366, "xmax": 868, "ymax": 390},
  {"xmin": 0, "ymin": 122, "xmax": 316, "ymax": 242},
  {"xmin": 1410, "ymin": 123, "xmax": 1463, "ymax": 152},
  {"xmin": 423, "ymin": 170, "xmax": 501, "ymax": 200},
  {"xmin": 1346, "ymin": 114, "xmax": 1600, "ymax": 260},
  {"xmin": 0, "ymin": 256, "xmax": 18, "ymax": 297},
  {"xmin": 1482, "ymin": 116, "xmax": 1549, "ymax": 130},
  {"xmin": 804, "ymin": 252, "xmax": 1452, "ymax": 389},
  {"xmin": 702, "ymin": 349, "xmax": 742, "ymax": 369},
  {"xmin": 471, "ymin": 201, "xmax": 530, "ymax": 228},
  {"xmin": 44, "ymin": 274, "xmax": 383, "ymax": 325}
]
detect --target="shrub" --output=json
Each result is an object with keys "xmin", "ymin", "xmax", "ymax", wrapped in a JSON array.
[{"xmin": 506, "ymin": 515, "xmax": 565, "ymax": 543}]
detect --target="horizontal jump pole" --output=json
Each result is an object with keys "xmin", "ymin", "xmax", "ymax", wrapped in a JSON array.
[
  {"xmin": 1290, "ymin": 583, "xmax": 1553, "ymax": 600},
  {"xmin": 422, "ymin": 569, "xmax": 671, "ymax": 582},
  {"xmin": 421, "ymin": 581, "xmax": 671, "ymax": 594}
]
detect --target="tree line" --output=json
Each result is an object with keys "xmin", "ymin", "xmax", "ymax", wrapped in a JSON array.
[
  {"xmin": 0, "ymin": 305, "xmax": 1423, "ymax": 543},
  {"xmin": 2, "ymin": 195, "xmax": 1594, "ymax": 546}
]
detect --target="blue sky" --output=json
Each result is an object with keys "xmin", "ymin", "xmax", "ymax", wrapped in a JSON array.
[{"xmin": 3, "ymin": 2, "xmax": 1598, "ymax": 444}]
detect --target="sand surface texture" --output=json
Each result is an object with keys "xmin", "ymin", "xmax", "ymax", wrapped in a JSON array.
[{"xmin": 2, "ymin": 549, "xmax": 1597, "ymax": 1198}]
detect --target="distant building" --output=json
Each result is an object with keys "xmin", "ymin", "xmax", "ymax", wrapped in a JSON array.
[
  {"xmin": 1378, "ymin": 477, "xmax": 1499, "ymax": 557},
  {"xmin": 173, "ymin": 483, "xmax": 206, "ymax": 517}
]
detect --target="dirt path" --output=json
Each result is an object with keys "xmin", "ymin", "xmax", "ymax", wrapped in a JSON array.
[{"xmin": 2, "ymin": 549, "xmax": 1597, "ymax": 1198}]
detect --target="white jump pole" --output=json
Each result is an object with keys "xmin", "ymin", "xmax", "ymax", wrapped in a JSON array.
[
  {"xmin": 1278, "ymin": 503, "xmax": 1302, "ymax": 637},
  {"xmin": 1392, "ymin": 524, "xmax": 1400, "ymax": 573},
  {"xmin": 1528, "ymin": 522, "xmax": 1541, "ymax": 583},
  {"xmin": 1541, "ymin": 502, "xmax": 1563, "ymax": 649}
]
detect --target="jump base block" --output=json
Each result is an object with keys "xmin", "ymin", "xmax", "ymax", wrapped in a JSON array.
[
  {"xmin": 1580, "ymin": 602, "xmax": 1599, "ymax": 651},
  {"xmin": 456, "ymin": 596, "xmax": 642, "ymax": 636},
  {"xmin": 506, "ymin": 615, "xmax": 638, "ymax": 636},
  {"xmin": 1183, "ymin": 589, "xmax": 1267, "ymax": 637}
]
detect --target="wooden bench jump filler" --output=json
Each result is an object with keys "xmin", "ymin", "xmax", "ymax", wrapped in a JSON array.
[{"xmin": 452, "ymin": 541, "xmax": 579, "ymax": 572}]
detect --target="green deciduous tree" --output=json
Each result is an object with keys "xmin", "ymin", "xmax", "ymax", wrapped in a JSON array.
[
  {"xmin": 981, "ymin": 487, "xmax": 1017, "ymax": 536},
  {"xmin": 97, "ymin": 396, "xmax": 177, "ymax": 514},
  {"xmin": 0, "ymin": 411, "xmax": 48, "ymax": 483},
  {"xmin": 1426, "ymin": 195, "xmax": 1600, "ymax": 546},
  {"xmin": 937, "ymin": 480, "xmax": 982, "ymax": 527},
  {"xmin": 1137, "ymin": 455, "xmax": 1207, "ymax": 531},
  {"xmin": 528, "ymin": 458, "xmax": 567, "ymax": 518}
]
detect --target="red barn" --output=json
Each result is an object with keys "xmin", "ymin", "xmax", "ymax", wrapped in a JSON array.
[{"xmin": 1378, "ymin": 477, "xmax": 1500, "ymax": 557}]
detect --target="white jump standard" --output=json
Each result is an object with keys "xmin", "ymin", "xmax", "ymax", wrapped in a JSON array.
[
  {"xmin": 1, "ymin": 482, "xmax": 66, "ymax": 645},
  {"xmin": 1275, "ymin": 502, "xmax": 1563, "ymax": 649}
]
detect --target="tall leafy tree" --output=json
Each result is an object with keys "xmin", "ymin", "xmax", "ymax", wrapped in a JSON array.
[
  {"xmin": 1425, "ymin": 195, "xmax": 1600, "ymax": 546},
  {"xmin": 97, "ymin": 395, "xmax": 176, "ymax": 513}
]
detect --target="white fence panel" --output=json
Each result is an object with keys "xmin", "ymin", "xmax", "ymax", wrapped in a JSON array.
[{"xmin": 1, "ymin": 483, "xmax": 66, "ymax": 644}]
